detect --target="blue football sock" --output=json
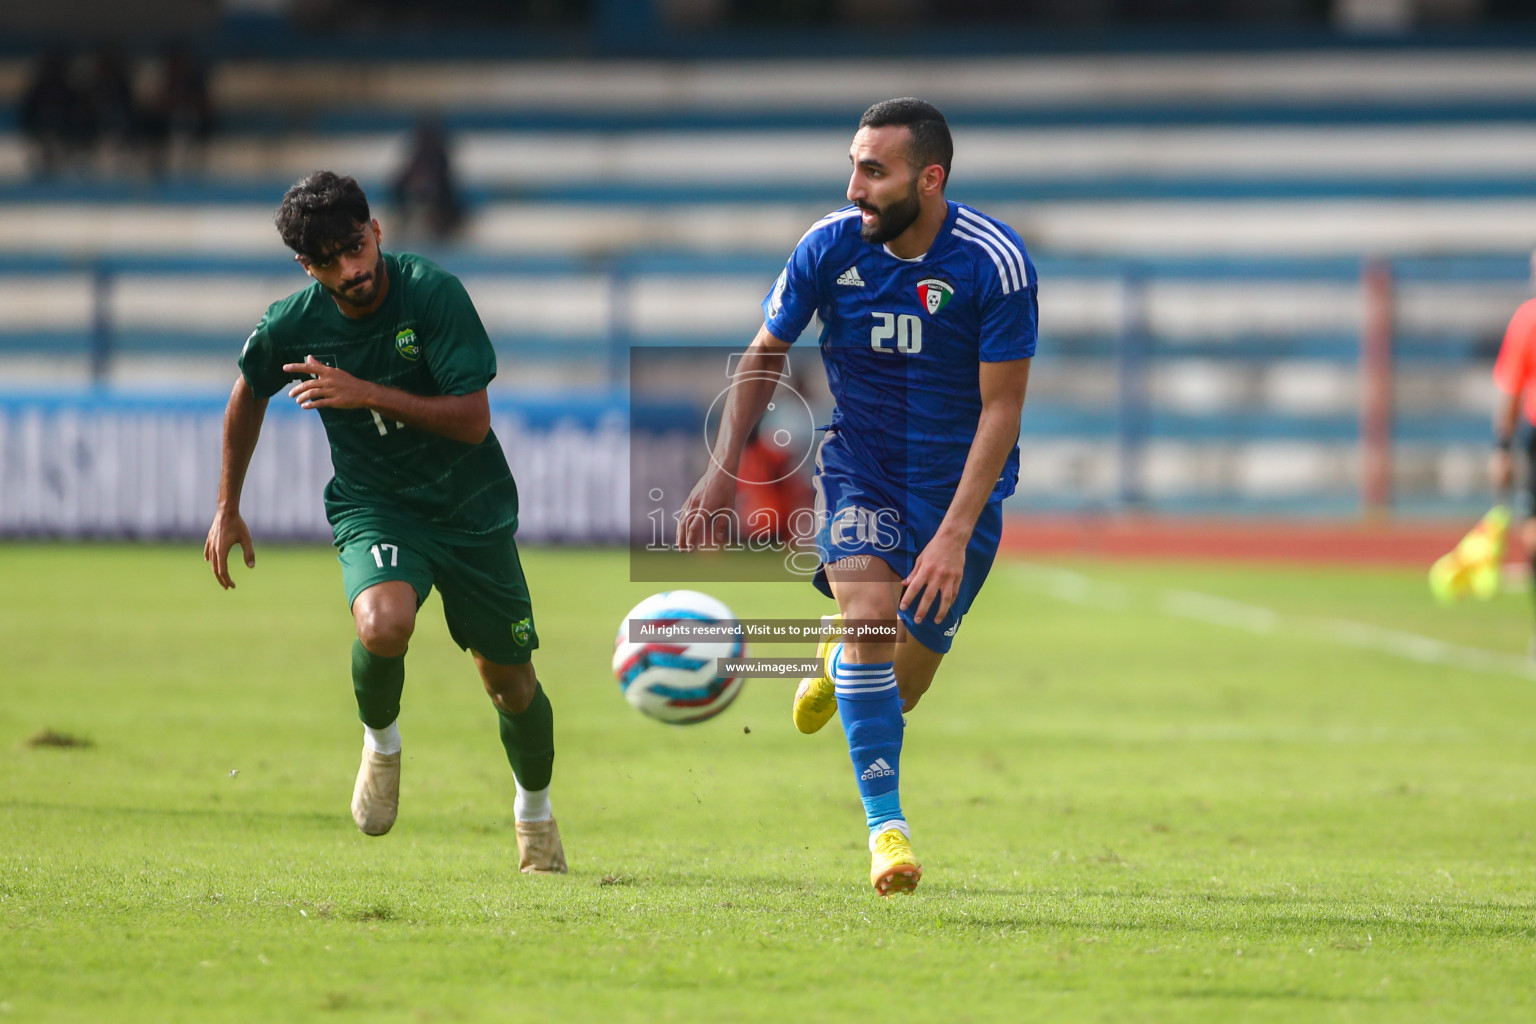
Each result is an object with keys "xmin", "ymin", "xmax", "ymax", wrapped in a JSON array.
[{"xmin": 834, "ymin": 658, "xmax": 905, "ymax": 833}]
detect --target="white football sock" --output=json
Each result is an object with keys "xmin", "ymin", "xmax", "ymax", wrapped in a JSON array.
[
  {"xmin": 514, "ymin": 781, "xmax": 552, "ymax": 823},
  {"xmin": 868, "ymin": 819, "xmax": 910, "ymax": 850},
  {"xmin": 363, "ymin": 721, "xmax": 401, "ymax": 756}
]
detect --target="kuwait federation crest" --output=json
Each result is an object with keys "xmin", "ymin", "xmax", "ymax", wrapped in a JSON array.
[
  {"xmin": 916, "ymin": 278, "xmax": 954, "ymax": 315},
  {"xmin": 394, "ymin": 327, "xmax": 420, "ymax": 361}
]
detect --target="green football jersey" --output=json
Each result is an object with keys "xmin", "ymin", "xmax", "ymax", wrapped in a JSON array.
[{"xmin": 239, "ymin": 252, "xmax": 518, "ymax": 540}]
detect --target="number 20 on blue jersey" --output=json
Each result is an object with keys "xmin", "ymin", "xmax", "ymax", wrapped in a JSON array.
[{"xmin": 870, "ymin": 312, "xmax": 922, "ymax": 354}]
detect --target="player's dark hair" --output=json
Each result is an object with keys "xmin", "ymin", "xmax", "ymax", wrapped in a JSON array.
[
  {"xmin": 275, "ymin": 171, "xmax": 372, "ymax": 262},
  {"xmin": 858, "ymin": 97, "xmax": 953, "ymax": 187}
]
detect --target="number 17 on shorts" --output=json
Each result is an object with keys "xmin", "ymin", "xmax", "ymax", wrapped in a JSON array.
[{"xmin": 339, "ymin": 533, "xmax": 434, "ymax": 607}]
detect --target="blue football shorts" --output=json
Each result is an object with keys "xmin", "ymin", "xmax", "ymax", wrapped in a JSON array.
[{"xmin": 809, "ymin": 430, "xmax": 1004, "ymax": 655}]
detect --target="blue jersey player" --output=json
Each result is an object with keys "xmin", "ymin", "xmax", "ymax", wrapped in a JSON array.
[{"xmin": 680, "ymin": 98, "xmax": 1036, "ymax": 895}]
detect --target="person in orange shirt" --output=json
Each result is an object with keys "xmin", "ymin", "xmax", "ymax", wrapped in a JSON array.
[
  {"xmin": 734, "ymin": 423, "xmax": 815, "ymax": 546},
  {"xmin": 1491, "ymin": 251, "xmax": 1536, "ymax": 586}
]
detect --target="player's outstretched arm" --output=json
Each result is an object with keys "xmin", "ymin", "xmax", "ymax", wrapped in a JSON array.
[
  {"xmin": 903, "ymin": 357, "xmax": 1031, "ymax": 624},
  {"xmin": 677, "ymin": 325, "xmax": 792, "ymax": 550},
  {"xmin": 281, "ymin": 354, "xmax": 490, "ymax": 444},
  {"xmin": 205, "ymin": 375, "xmax": 269, "ymax": 589}
]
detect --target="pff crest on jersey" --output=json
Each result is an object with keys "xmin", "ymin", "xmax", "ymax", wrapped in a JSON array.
[
  {"xmin": 916, "ymin": 278, "xmax": 954, "ymax": 315},
  {"xmin": 395, "ymin": 327, "xmax": 421, "ymax": 361}
]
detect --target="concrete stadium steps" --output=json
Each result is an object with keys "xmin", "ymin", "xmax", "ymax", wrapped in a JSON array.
[
  {"xmin": 7, "ymin": 198, "xmax": 1536, "ymax": 257},
  {"xmin": 15, "ymin": 125, "xmax": 1536, "ymax": 188},
  {"xmin": 190, "ymin": 53, "xmax": 1536, "ymax": 113},
  {"xmin": 1030, "ymin": 359, "xmax": 1493, "ymax": 422},
  {"xmin": 9, "ymin": 51, "xmax": 1536, "ymax": 117},
  {"xmin": 4, "ymin": 49, "xmax": 1535, "ymax": 260}
]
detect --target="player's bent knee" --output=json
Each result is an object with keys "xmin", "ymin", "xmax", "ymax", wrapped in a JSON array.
[
  {"xmin": 352, "ymin": 582, "xmax": 418, "ymax": 657},
  {"xmin": 354, "ymin": 606, "xmax": 414, "ymax": 657}
]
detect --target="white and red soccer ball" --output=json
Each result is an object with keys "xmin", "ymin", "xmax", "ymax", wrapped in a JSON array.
[{"xmin": 612, "ymin": 590, "xmax": 745, "ymax": 725}]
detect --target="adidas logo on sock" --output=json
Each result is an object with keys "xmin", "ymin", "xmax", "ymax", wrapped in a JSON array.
[
  {"xmin": 860, "ymin": 757, "xmax": 895, "ymax": 781},
  {"xmin": 836, "ymin": 266, "xmax": 865, "ymax": 287}
]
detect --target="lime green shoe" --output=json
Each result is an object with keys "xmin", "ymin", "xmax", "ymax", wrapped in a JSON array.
[
  {"xmin": 792, "ymin": 614, "xmax": 842, "ymax": 734},
  {"xmin": 869, "ymin": 826, "xmax": 921, "ymax": 896}
]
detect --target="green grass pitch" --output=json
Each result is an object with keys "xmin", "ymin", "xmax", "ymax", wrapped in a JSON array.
[{"xmin": 3, "ymin": 542, "xmax": 1536, "ymax": 1022}]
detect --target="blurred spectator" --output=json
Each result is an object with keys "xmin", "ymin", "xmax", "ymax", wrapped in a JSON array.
[
  {"xmin": 391, "ymin": 117, "xmax": 465, "ymax": 241},
  {"xmin": 81, "ymin": 44, "xmax": 142, "ymax": 174},
  {"xmin": 18, "ymin": 48, "xmax": 84, "ymax": 177},
  {"xmin": 145, "ymin": 42, "xmax": 214, "ymax": 176}
]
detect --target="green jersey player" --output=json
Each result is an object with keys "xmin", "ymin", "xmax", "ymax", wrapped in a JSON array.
[{"xmin": 203, "ymin": 171, "xmax": 565, "ymax": 873}]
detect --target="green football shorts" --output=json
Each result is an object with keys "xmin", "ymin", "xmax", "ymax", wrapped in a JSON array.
[{"xmin": 335, "ymin": 521, "xmax": 538, "ymax": 666}]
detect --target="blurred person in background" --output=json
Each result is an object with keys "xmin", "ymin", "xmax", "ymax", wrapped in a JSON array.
[
  {"xmin": 203, "ymin": 172, "xmax": 566, "ymax": 874},
  {"xmin": 18, "ymin": 47, "xmax": 85, "ymax": 177},
  {"xmin": 81, "ymin": 43, "xmax": 142, "ymax": 174},
  {"xmin": 1489, "ymin": 248, "xmax": 1536, "ymax": 646},
  {"xmin": 144, "ymin": 41, "xmax": 214, "ymax": 176},
  {"xmin": 391, "ymin": 117, "xmax": 464, "ymax": 241}
]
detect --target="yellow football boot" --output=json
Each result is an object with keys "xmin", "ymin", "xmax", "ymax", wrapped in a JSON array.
[
  {"xmin": 792, "ymin": 614, "xmax": 842, "ymax": 734},
  {"xmin": 869, "ymin": 826, "xmax": 921, "ymax": 896}
]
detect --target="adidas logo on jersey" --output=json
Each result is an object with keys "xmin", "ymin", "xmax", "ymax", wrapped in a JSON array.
[
  {"xmin": 860, "ymin": 757, "xmax": 895, "ymax": 781},
  {"xmin": 836, "ymin": 266, "xmax": 866, "ymax": 287}
]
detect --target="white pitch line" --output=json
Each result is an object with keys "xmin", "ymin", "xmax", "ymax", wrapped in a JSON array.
[
  {"xmin": 1011, "ymin": 563, "xmax": 1536, "ymax": 681},
  {"xmin": 1012, "ymin": 563, "xmax": 1133, "ymax": 610},
  {"xmin": 1159, "ymin": 588, "xmax": 1282, "ymax": 634},
  {"xmin": 1311, "ymin": 618, "xmax": 1536, "ymax": 678}
]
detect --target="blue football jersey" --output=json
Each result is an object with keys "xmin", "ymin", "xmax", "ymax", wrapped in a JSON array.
[{"xmin": 762, "ymin": 201, "xmax": 1038, "ymax": 501}]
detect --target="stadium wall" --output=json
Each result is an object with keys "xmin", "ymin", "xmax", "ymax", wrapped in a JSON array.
[{"xmin": 0, "ymin": 394, "xmax": 632, "ymax": 542}]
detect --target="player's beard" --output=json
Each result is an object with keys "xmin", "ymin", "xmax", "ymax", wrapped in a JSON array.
[
  {"xmin": 327, "ymin": 251, "xmax": 387, "ymax": 310},
  {"xmin": 858, "ymin": 180, "xmax": 922, "ymax": 245}
]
